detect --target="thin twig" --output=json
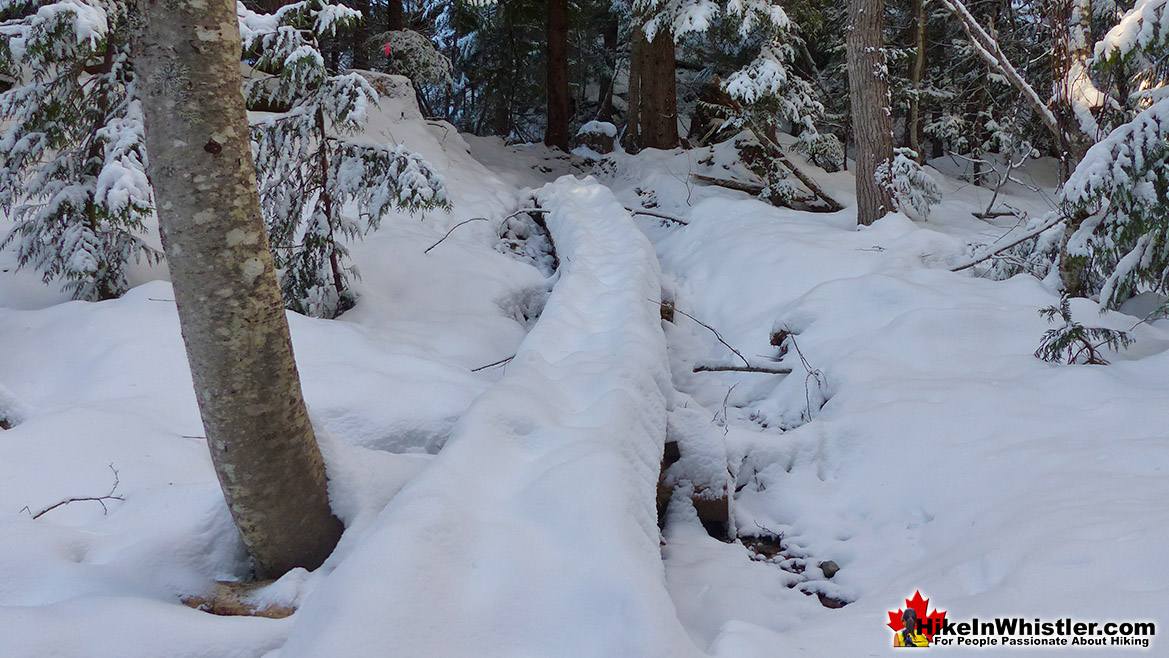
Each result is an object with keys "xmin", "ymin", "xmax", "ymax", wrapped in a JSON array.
[
  {"xmin": 783, "ymin": 329, "xmax": 826, "ymax": 419},
  {"xmin": 424, "ymin": 207, "xmax": 548, "ymax": 254},
  {"xmin": 31, "ymin": 463, "xmax": 124, "ymax": 519},
  {"xmin": 651, "ymin": 300, "xmax": 749, "ymax": 367},
  {"xmin": 424, "ymin": 217, "xmax": 489, "ymax": 254},
  {"xmin": 471, "ymin": 355, "xmax": 514, "ymax": 372}
]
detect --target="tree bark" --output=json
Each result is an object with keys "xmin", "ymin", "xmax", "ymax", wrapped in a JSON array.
[
  {"xmin": 387, "ymin": 0, "xmax": 405, "ymax": 31},
  {"xmin": 846, "ymin": 0, "xmax": 894, "ymax": 225},
  {"xmin": 597, "ymin": 12, "xmax": 618, "ymax": 123},
  {"xmin": 545, "ymin": 0, "xmax": 571, "ymax": 150},
  {"xmin": 638, "ymin": 27, "xmax": 678, "ymax": 150},
  {"xmin": 624, "ymin": 26, "xmax": 645, "ymax": 150},
  {"xmin": 906, "ymin": 0, "xmax": 926, "ymax": 161},
  {"xmin": 1048, "ymin": 0, "xmax": 1095, "ymax": 296},
  {"xmin": 351, "ymin": 0, "xmax": 371, "ymax": 70},
  {"xmin": 132, "ymin": 0, "xmax": 343, "ymax": 579}
]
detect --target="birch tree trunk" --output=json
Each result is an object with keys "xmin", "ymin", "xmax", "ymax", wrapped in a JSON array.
[
  {"xmin": 846, "ymin": 0, "xmax": 894, "ymax": 225},
  {"xmin": 132, "ymin": 0, "xmax": 343, "ymax": 579}
]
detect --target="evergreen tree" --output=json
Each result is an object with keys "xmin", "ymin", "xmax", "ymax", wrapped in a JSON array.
[
  {"xmin": 1060, "ymin": 0, "xmax": 1169, "ymax": 308},
  {"xmin": 240, "ymin": 0, "xmax": 450, "ymax": 318},
  {"xmin": 0, "ymin": 0, "xmax": 159, "ymax": 300}
]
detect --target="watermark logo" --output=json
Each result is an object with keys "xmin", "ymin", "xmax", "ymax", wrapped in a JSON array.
[
  {"xmin": 888, "ymin": 590, "xmax": 946, "ymax": 647},
  {"xmin": 885, "ymin": 590, "xmax": 1155, "ymax": 649}
]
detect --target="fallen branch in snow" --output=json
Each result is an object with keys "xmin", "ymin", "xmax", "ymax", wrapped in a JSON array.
[
  {"xmin": 714, "ymin": 88, "xmax": 844, "ymax": 212},
  {"xmin": 28, "ymin": 464, "xmax": 124, "ymax": 519},
  {"xmin": 971, "ymin": 210, "xmax": 1020, "ymax": 220},
  {"xmin": 691, "ymin": 173, "xmax": 765, "ymax": 195},
  {"xmin": 471, "ymin": 355, "xmax": 514, "ymax": 372},
  {"xmin": 693, "ymin": 363, "xmax": 792, "ymax": 374},
  {"xmin": 625, "ymin": 208, "xmax": 689, "ymax": 225},
  {"xmin": 425, "ymin": 207, "xmax": 546, "ymax": 254},
  {"xmin": 950, "ymin": 213, "xmax": 1064, "ymax": 272},
  {"xmin": 424, "ymin": 218, "xmax": 490, "ymax": 254},
  {"xmin": 181, "ymin": 580, "xmax": 295, "ymax": 619},
  {"xmin": 652, "ymin": 301, "xmax": 749, "ymax": 367}
]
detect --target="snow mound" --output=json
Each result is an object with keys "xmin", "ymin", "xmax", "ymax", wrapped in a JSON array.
[{"xmin": 280, "ymin": 177, "xmax": 701, "ymax": 658}]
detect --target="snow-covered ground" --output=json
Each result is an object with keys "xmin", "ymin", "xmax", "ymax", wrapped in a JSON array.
[{"xmin": 1, "ymin": 88, "xmax": 1165, "ymax": 656}]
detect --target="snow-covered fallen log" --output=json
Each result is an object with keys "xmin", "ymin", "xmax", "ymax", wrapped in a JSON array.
[{"xmin": 281, "ymin": 176, "xmax": 702, "ymax": 658}]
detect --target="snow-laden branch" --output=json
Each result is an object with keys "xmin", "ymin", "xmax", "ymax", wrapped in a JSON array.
[{"xmin": 935, "ymin": 0, "xmax": 1061, "ymax": 141}]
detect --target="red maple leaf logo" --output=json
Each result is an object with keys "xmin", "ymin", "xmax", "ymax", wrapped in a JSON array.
[{"xmin": 887, "ymin": 590, "xmax": 947, "ymax": 641}]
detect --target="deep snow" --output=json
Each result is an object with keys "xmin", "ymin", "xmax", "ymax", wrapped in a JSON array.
[{"xmin": 1, "ymin": 81, "xmax": 1166, "ymax": 657}]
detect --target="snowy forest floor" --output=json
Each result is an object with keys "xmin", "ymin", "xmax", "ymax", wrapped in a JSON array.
[{"xmin": 1, "ymin": 89, "xmax": 1167, "ymax": 657}]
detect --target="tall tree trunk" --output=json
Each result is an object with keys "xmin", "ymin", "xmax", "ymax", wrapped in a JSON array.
[
  {"xmin": 597, "ymin": 12, "xmax": 618, "ymax": 122},
  {"xmin": 351, "ymin": 0, "xmax": 370, "ymax": 69},
  {"xmin": 906, "ymin": 0, "xmax": 927, "ymax": 161},
  {"xmin": 846, "ymin": 0, "xmax": 894, "ymax": 225},
  {"xmin": 387, "ymin": 0, "xmax": 405, "ymax": 31},
  {"xmin": 132, "ymin": 0, "xmax": 343, "ymax": 579},
  {"xmin": 545, "ymin": 0, "xmax": 570, "ymax": 150},
  {"xmin": 624, "ymin": 27, "xmax": 644, "ymax": 150},
  {"xmin": 1049, "ymin": 0, "xmax": 1095, "ymax": 295},
  {"xmin": 638, "ymin": 27, "xmax": 678, "ymax": 150}
]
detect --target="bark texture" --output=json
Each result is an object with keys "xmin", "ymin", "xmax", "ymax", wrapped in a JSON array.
[
  {"xmin": 624, "ymin": 27, "xmax": 644, "ymax": 150},
  {"xmin": 638, "ymin": 27, "xmax": 678, "ymax": 150},
  {"xmin": 133, "ymin": 0, "xmax": 343, "ymax": 579},
  {"xmin": 387, "ymin": 0, "xmax": 404, "ymax": 31},
  {"xmin": 906, "ymin": 0, "xmax": 926, "ymax": 160},
  {"xmin": 351, "ymin": 0, "xmax": 371, "ymax": 69},
  {"xmin": 846, "ymin": 0, "xmax": 894, "ymax": 225},
  {"xmin": 545, "ymin": 0, "xmax": 570, "ymax": 150}
]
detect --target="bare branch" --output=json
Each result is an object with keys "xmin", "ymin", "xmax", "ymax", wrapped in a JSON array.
[
  {"xmin": 652, "ymin": 300, "xmax": 749, "ymax": 367},
  {"xmin": 691, "ymin": 173, "xmax": 765, "ymax": 195},
  {"xmin": 31, "ymin": 464, "xmax": 124, "ymax": 520},
  {"xmin": 693, "ymin": 363, "xmax": 793, "ymax": 374},
  {"xmin": 471, "ymin": 355, "xmax": 515, "ymax": 372},
  {"xmin": 950, "ymin": 213, "xmax": 1064, "ymax": 272},
  {"xmin": 625, "ymin": 208, "xmax": 688, "ymax": 225},
  {"xmin": 424, "ymin": 207, "xmax": 546, "ymax": 254}
]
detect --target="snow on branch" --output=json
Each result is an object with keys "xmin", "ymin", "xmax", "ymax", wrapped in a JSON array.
[{"xmin": 935, "ymin": 0, "xmax": 1061, "ymax": 140}]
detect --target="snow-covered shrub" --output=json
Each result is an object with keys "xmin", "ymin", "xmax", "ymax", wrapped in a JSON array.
[
  {"xmin": 793, "ymin": 131, "xmax": 844, "ymax": 173},
  {"xmin": 0, "ymin": 0, "xmax": 160, "ymax": 300},
  {"xmin": 736, "ymin": 138, "xmax": 802, "ymax": 207},
  {"xmin": 574, "ymin": 120, "xmax": 616, "ymax": 154},
  {"xmin": 371, "ymin": 29, "xmax": 453, "ymax": 86},
  {"xmin": 241, "ymin": 0, "xmax": 449, "ymax": 318},
  {"xmin": 876, "ymin": 148, "xmax": 943, "ymax": 220},
  {"xmin": 1035, "ymin": 296, "xmax": 1132, "ymax": 365}
]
